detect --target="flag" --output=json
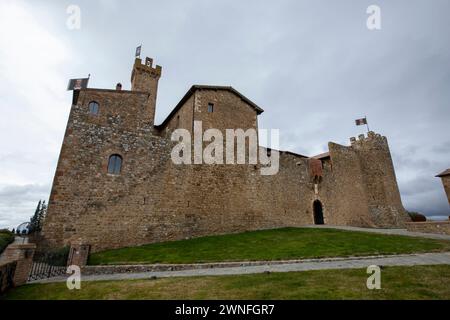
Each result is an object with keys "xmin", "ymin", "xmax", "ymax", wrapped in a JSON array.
[
  {"xmin": 67, "ymin": 78, "xmax": 89, "ymax": 91},
  {"xmin": 135, "ymin": 45, "xmax": 142, "ymax": 58},
  {"xmin": 355, "ymin": 117, "xmax": 367, "ymax": 126}
]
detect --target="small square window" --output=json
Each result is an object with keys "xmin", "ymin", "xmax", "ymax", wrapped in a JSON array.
[{"xmin": 207, "ymin": 103, "xmax": 214, "ymax": 113}]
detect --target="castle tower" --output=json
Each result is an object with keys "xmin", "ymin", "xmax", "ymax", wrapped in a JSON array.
[
  {"xmin": 131, "ymin": 57, "xmax": 162, "ymax": 125},
  {"xmin": 349, "ymin": 131, "xmax": 409, "ymax": 227}
]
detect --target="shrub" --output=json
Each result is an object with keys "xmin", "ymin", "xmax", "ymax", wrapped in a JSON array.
[
  {"xmin": 407, "ymin": 211, "xmax": 427, "ymax": 222},
  {"xmin": 34, "ymin": 246, "xmax": 70, "ymax": 266},
  {"xmin": 0, "ymin": 229, "xmax": 15, "ymax": 254}
]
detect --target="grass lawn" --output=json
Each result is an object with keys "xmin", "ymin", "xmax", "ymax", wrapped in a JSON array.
[
  {"xmin": 4, "ymin": 265, "xmax": 450, "ymax": 300},
  {"xmin": 88, "ymin": 228, "xmax": 450, "ymax": 265}
]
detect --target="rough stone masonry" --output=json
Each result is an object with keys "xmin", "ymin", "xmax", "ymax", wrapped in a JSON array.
[{"xmin": 40, "ymin": 57, "xmax": 410, "ymax": 252}]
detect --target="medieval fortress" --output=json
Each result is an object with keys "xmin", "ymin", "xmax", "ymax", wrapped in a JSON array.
[{"xmin": 41, "ymin": 57, "xmax": 409, "ymax": 252}]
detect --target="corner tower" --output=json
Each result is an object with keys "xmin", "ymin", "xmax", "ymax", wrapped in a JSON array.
[
  {"xmin": 349, "ymin": 131, "xmax": 409, "ymax": 227},
  {"xmin": 131, "ymin": 57, "xmax": 162, "ymax": 125}
]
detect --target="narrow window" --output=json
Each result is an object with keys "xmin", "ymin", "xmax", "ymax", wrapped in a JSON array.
[
  {"xmin": 107, "ymin": 154, "xmax": 123, "ymax": 175},
  {"xmin": 88, "ymin": 101, "xmax": 99, "ymax": 115},
  {"xmin": 207, "ymin": 103, "xmax": 214, "ymax": 113}
]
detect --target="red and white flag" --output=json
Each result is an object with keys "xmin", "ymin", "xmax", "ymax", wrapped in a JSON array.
[{"xmin": 355, "ymin": 118, "xmax": 367, "ymax": 126}]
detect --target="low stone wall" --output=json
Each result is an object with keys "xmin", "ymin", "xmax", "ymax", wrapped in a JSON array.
[
  {"xmin": 0, "ymin": 243, "xmax": 36, "ymax": 294},
  {"xmin": 81, "ymin": 254, "xmax": 399, "ymax": 276},
  {"xmin": 406, "ymin": 221, "xmax": 450, "ymax": 235}
]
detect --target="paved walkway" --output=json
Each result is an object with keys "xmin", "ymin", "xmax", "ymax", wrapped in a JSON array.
[
  {"xmin": 302, "ymin": 225, "xmax": 450, "ymax": 240},
  {"xmin": 32, "ymin": 252, "xmax": 450, "ymax": 284}
]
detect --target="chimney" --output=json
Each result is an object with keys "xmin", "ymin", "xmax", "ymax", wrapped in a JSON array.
[{"xmin": 116, "ymin": 83, "xmax": 122, "ymax": 91}]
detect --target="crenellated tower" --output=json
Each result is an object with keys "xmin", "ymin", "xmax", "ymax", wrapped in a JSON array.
[
  {"xmin": 131, "ymin": 57, "xmax": 162, "ymax": 125},
  {"xmin": 349, "ymin": 131, "xmax": 409, "ymax": 227}
]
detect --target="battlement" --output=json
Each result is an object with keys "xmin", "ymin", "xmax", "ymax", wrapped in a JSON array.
[
  {"xmin": 131, "ymin": 57, "xmax": 162, "ymax": 79},
  {"xmin": 349, "ymin": 131, "xmax": 387, "ymax": 149},
  {"xmin": 129, "ymin": 56, "xmax": 162, "ymax": 123}
]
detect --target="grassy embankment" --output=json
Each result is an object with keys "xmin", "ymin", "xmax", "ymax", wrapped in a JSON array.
[{"xmin": 88, "ymin": 227, "xmax": 450, "ymax": 265}]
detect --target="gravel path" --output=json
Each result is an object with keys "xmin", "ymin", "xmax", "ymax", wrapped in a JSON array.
[{"xmin": 32, "ymin": 252, "xmax": 450, "ymax": 284}]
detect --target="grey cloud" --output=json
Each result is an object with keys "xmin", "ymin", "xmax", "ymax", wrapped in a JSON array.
[
  {"xmin": 0, "ymin": 184, "xmax": 51, "ymax": 229},
  {"xmin": 432, "ymin": 141, "xmax": 450, "ymax": 154}
]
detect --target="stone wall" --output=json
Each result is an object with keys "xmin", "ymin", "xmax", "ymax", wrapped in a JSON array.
[
  {"xmin": 320, "ymin": 142, "xmax": 372, "ymax": 227},
  {"xmin": 41, "ymin": 85, "xmax": 314, "ymax": 252},
  {"xmin": 351, "ymin": 132, "xmax": 408, "ymax": 227},
  {"xmin": 406, "ymin": 221, "xmax": 450, "ymax": 235},
  {"xmin": 317, "ymin": 132, "xmax": 408, "ymax": 228},
  {"xmin": 163, "ymin": 94, "xmax": 195, "ymax": 133},
  {"xmin": 0, "ymin": 243, "xmax": 36, "ymax": 291},
  {"xmin": 440, "ymin": 176, "xmax": 450, "ymax": 205}
]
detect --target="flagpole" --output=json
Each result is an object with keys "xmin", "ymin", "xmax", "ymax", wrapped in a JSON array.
[{"xmin": 365, "ymin": 115, "xmax": 370, "ymax": 133}]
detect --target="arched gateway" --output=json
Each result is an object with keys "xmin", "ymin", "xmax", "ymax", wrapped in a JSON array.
[{"xmin": 313, "ymin": 200, "xmax": 324, "ymax": 225}]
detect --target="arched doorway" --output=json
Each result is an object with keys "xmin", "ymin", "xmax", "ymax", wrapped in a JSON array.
[{"xmin": 313, "ymin": 200, "xmax": 324, "ymax": 225}]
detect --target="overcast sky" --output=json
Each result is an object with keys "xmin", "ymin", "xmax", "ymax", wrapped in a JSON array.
[{"xmin": 0, "ymin": 0, "xmax": 449, "ymax": 229}]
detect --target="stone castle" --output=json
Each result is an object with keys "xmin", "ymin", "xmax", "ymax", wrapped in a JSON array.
[{"xmin": 41, "ymin": 57, "xmax": 410, "ymax": 252}]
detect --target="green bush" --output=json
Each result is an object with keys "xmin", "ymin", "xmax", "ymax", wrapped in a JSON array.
[
  {"xmin": 408, "ymin": 211, "xmax": 427, "ymax": 222},
  {"xmin": 0, "ymin": 229, "xmax": 15, "ymax": 254},
  {"xmin": 34, "ymin": 246, "xmax": 70, "ymax": 266}
]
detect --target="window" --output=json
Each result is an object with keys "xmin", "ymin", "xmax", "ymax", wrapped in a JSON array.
[
  {"xmin": 107, "ymin": 154, "xmax": 122, "ymax": 175},
  {"xmin": 88, "ymin": 101, "xmax": 99, "ymax": 115},
  {"xmin": 207, "ymin": 103, "xmax": 214, "ymax": 113}
]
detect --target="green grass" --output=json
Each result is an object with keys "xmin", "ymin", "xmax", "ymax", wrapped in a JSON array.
[
  {"xmin": 4, "ymin": 265, "xmax": 450, "ymax": 300},
  {"xmin": 0, "ymin": 229, "xmax": 14, "ymax": 254},
  {"xmin": 88, "ymin": 227, "xmax": 450, "ymax": 265}
]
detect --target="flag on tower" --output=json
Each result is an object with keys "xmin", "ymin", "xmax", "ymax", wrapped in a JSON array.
[
  {"xmin": 355, "ymin": 117, "xmax": 368, "ymax": 126},
  {"xmin": 67, "ymin": 78, "xmax": 89, "ymax": 91},
  {"xmin": 135, "ymin": 45, "xmax": 142, "ymax": 58}
]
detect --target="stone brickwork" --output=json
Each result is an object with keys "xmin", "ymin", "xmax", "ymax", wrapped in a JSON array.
[
  {"xmin": 315, "ymin": 132, "xmax": 408, "ymax": 228},
  {"xmin": 40, "ymin": 57, "xmax": 410, "ymax": 253},
  {"xmin": 406, "ymin": 221, "xmax": 450, "ymax": 235},
  {"xmin": 443, "ymin": 176, "xmax": 450, "ymax": 204},
  {"xmin": 437, "ymin": 174, "xmax": 450, "ymax": 205}
]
